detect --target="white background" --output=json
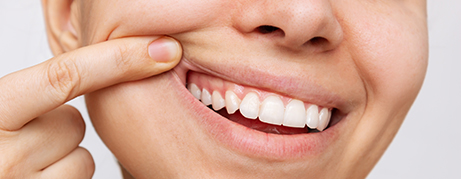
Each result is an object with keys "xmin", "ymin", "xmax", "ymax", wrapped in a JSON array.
[{"xmin": 0, "ymin": 1, "xmax": 459, "ymax": 178}]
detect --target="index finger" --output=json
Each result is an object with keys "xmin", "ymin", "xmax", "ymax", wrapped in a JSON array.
[{"xmin": 0, "ymin": 36, "xmax": 182, "ymax": 131}]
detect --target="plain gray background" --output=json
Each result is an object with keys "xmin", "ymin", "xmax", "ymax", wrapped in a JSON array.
[{"xmin": 0, "ymin": 1, "xmax": 459, "ymax": 178}]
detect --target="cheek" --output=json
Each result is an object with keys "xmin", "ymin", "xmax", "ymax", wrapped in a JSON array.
[
  {"xmin": 84, "ymin": 0, "xmax": 233, "ymax": 43},
  {"xmin": 345, "ymin": 8, "xmax": 428, "ymax": 111},
  {"xmin": 85, "ymin": 73, "xmax": 199, "ymax": 176},
  {"xmin": 335, "ymin": 5, "xmax": 428, "ymax": 174}
]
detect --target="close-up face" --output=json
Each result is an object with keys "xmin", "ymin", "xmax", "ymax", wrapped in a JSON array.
[{"xmin": 61, "ymin": 0, "xmax": 428, "ymax": 178}]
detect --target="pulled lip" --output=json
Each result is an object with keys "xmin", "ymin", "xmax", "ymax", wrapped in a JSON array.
[{"xmin": 169, "ymin": 58, "xmax": 349, "ymax": 160}]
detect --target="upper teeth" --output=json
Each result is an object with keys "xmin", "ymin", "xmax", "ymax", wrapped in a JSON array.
[
  {"xmin": 259, "ymin": 95, "xmax": 285, "ymax": 125},
  {"xmin": 225, "ymin": 91, "xmax": 240, "ymax": 114},
  {"xmin": 283, "ymin": 99, "xmax": 307, "ymax": 128},
  {"xmin": 239, "ymin": 92, "xmax": 260, "ymax": 119},
  {"xmin": 187, "ymin": 83, "xmax": 332, "ymax": 131},
  {"xmin": 212, "ymin": 91, "xmax": 225, "ymax": 111}
]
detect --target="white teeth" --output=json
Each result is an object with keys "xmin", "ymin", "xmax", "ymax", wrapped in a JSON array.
[
  {"xmin": 282, "ymin": 100, "xmax": 306, "ymax": 128},
  {"xmin": 212, "ymin": 91, "xmax": 225, "ymax": 110},
  {"xmin": 201, "ymin": 89, "xmax": 212, "ymax": 106},
  {"xmin": 225, "ymin": 91, "xmax": 240, "ymax": 114},
  {"xmin": 239, "ymin": 92, "xmax": 260, "ymax": 119},
  {"xmin": 188, "ymin": 83, "xmax": 201, "ymax": 100},
  {"xmin": 189, "ymin": 84, "xmax": 333, "ymax": 132},
  {"xmin": 259, "ymin": 96, "xmax": 285, "ymax": 125},
  {"xmin": 317, "ymin": 108, "xmax": 330, "ymax": 131},
  {"xmin": 306, "ymin": 105, "xmax": 319, "ymax": 129}
]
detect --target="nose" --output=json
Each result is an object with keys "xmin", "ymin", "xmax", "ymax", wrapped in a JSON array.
[{"xmin": 233, "ymin": 0, "xmax": 343, "ymax": 52}]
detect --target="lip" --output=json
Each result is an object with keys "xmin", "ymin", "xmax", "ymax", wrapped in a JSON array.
[
  {"xmin": 169, "ymin": 58, "xmax": 349, "ymax": 160},
  {"xmin": 174, "ymin": 57, "xmax": 352, "ymax": 113}
]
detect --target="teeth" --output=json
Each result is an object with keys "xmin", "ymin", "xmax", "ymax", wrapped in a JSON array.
[
  {"xmin": 225, "ymin": 91, "xmax": 240, "ymax": 114},
  {"xmin": 239, "ymin": 92, "xmax": 260, "ymax": 119},
  {"xmin": 188, "ymin": 83, "xmax": 333, "ymax": 132},
  {"xmin": 306, "ymin": 105, "xmax": 319, "ymax": 129},
  {"xmin": 259, "ymin": 96, "xmax": 285, "ymax": 125},
  {"xmin": 282, "ymin": 99, "xmax": 306, "ymax": 128},
  {"xmin": 201, "ymin": 89, "xmax": 212, "ymax": 106},
  {"xmin": 212, "ymin": 91, "xmax": 225, "ymax": 110},
  {"xmin": 188, "ymin": 83, "xmax": 202, "ymax": 100},
  {"xmin": 317, "ymin": 108, "xmax": 330, "ymax": 131}
]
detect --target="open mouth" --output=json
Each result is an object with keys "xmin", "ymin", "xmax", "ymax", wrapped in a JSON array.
[
  {"xmin": 171, "ymin": 58, "xmax": 350, "ymax": 158},
  {"xmin": 185, "ymin": 71, "xmax": 340, "ymax": 135}
]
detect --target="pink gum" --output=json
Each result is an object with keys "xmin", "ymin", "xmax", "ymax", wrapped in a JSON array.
[{"xmin": 188, "ymin": 72, "xmax": 329, "ymax": 111}]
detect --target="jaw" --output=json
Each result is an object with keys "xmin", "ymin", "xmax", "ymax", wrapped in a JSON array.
[
  {"xmin": 85, "ymin": 38, "xmax": 371, "ymax": 178},
  {"xmin": 85, "ymin": 52, "xmax": 420, "ymax": 178},
  {"xmin": 85, "ymin": 69, "xmax": 364, "ymax": 178}
]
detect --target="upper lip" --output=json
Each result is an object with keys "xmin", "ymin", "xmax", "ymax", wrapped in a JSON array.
[
  {"xmin": 170, "ymin": 55, "xmax": 351, "ymax": 160},
  {"xmin": 173, "ymin": 57, "xmax": 352, "ymax": 114}
]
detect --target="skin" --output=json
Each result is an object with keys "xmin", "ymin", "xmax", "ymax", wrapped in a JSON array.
[
  {"xmin": 0, "ymin": 35, "xmax": 182, "ymax": 178},
  {"xmin": 1, "ymin": 0, "xmax": 428, "ymax": 179},
  {"xmin": 0, "ymin": 2, "xmax": 183, "ymax": 177},
  {"xmin": 80, "ymin": 1, "xmax": 427, "ymax": 178}
]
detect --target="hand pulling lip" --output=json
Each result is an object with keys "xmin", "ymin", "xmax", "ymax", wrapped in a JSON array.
[{"xmin": 172, "ymin": 57, "xmax": 351, "ymax": 113}]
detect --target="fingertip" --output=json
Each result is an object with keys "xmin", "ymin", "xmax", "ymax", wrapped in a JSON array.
[{"xmin": 148, "ymin": 36, "xmax": 182, "ymax": 63}]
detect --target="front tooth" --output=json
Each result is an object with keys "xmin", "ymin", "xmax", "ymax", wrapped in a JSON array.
[
  {"xmin": 306, "ymin": 105, "xmax": 319, "ymax": 129},
  {"xmin": 225, "ymin": 91, "xmax": 240, "ymax": 114},
  {"xmin": 187, "ymin": 83, "xmax": 201, "ymax": 100},
  {"xmin": 259, "ymin": 96, "xmax": 284, "ymax": 125},
  {"xmin": 317, "ymin": 108, "xmax": 330, "ymax": 131},
  {"xmin": 201, "ymin": 89, "xmax": 212, "ymax": 106},
  {"xmin": 212, "ymin": 91, "xmax": 225, "ymax": 111},
  {"xmin": 239, "ymin": 92, "xmax": 260, "ymax": 119},
  {"xmin": 282, "ymin": 99, "xmax": 306, "ymax": 128}
]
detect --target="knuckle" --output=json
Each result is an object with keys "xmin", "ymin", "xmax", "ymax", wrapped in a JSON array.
[
  {"xmin": 60, "ymin": 105, "xmax": 81, "ymax": 119},
  {"xmin": 34, "ymin": 106, "xmax": 85, "ymax": 144},
  {"xmin": 55, "ymin": 148, "xmax": 94, "ymax": 179},
  {"xmin": 77, "ymin": 147, "xmax": 95, "ymax": 177},
  {"xmin": 59, "ymin": 105, "xmax": 85, "ymax": 141},
  {"xmin": 70, "ymin": 116, "xmax": 85, "ymax": 140},
  {"xmin": 45, "ymin": 58, "xmax": 82, "ymax": 102},
  {"xmin": 37, "ymin": 148, "xmax": 94, "ymax": 179}
]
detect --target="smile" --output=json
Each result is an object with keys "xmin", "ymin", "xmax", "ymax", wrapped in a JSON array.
[
  {"xmin": 187, "ymin": 71, "xmax": 333, "ymax": 134},
  {"xmin": 171, "ymin": 58, "xmax": 350, "ymax": 159}
]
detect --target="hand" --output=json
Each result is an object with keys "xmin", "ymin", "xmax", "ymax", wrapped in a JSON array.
[{"xmin": 0, "ymin": 36, "xmax": 182, "ymax": 178}]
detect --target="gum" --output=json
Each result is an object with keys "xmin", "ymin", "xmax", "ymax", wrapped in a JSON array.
[{"xmin": 187, "ymin": 71, "xmax": 329, "ymax": 112}]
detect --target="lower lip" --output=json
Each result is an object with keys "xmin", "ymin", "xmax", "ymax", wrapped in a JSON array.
[{"xmin": 168, "ymin": 70, "xmax": 343, "ymax": 160}]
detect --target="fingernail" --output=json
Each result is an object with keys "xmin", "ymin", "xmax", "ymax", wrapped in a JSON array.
[{"xmin": 148, "ymin": 37, "xmax": 180, "ymax": 62}]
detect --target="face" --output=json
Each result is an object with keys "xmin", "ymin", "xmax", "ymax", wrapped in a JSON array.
[{"xmin": 71, "ymin": 0, "xmax": 428, "ymax": 178}]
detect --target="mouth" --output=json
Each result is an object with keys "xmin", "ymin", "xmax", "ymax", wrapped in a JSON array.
[
  {"xmin": 187, "ymin": 71, "xmax": 338, "ymax": 134},
  {"xmin": 171, "ymin": 58, "xmax": 349, "ymax": 159}
]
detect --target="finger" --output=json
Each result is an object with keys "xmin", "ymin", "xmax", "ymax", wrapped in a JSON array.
[
  {"xmin": 39, "ymin": 147, "xmax": 95, "ymax": 179},
  {"xmin": 20, "ymin": 105, "xmax": 85, "ymax": 170},
  {"xmin": 0, "ymin": 36, "xmax": 182, "ymax": 131}
]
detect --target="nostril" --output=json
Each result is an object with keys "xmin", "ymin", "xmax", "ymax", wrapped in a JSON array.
[
  {"xmin": 257, "ymin": 25, "xmax": 283, "ymax": 34},
  {"xmin": 307, "ymin": 36, "xmax": 329, "ymax": 48},
  {"xmin": 309, "ymin": 37, "xmax": 326, "ymax": 45},
  {"xmin": 255, "ymin": 26, "xmax": 332, "ymax": 50}
]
